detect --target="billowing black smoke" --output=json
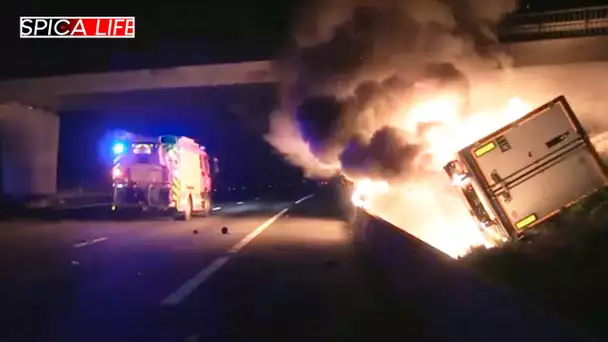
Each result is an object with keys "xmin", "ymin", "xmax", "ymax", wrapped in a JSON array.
[
  {"xmin": 295, "ymin": 96, "xmax": 344, "ymax": 163},
  {"xmin": 340, "ymin": 127, "xmax": 422, "ymax": 180},
  {"xmin": 267, "ymin": 0, "xmax": 519, "ymax": 180},
  {"xmin": 292, "ymin": 62, "xmax": 471, "ymax": 179}
]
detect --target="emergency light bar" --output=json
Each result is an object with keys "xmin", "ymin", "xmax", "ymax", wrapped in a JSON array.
[{"xmin": 133, "ymin": 143, "xmax": 153, "ymax": 154}]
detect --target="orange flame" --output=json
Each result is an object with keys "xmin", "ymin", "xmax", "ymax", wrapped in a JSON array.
[{"xmin": 351, "ymin": 95, "xmax": 533, "ymax": 258}]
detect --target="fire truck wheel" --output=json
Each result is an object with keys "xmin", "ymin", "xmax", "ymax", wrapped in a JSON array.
[
  {"xmin": 200, "ymin": 193, "xmax": 211, "ymax": 217},
  {"xmin": 184, "ymin": 196, "xmax": 193, "ymax": 221},
  {"xmin": 174, "ymin": 196, "xmax": 193, "ymax": 221}
]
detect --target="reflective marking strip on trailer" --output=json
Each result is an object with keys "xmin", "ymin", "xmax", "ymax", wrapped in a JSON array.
[
  {"xmin": 515, "ymin": 213, "xmax": 537, "ymax": 230},
  {"xmin": 474, "ymin": 141, "xmax": 497, "ymax": 157}
]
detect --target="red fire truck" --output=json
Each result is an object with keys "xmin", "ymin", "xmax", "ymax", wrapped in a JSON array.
[{"xmin": 110, "ymin": 134, "xmax": 218, "ymax": 220}]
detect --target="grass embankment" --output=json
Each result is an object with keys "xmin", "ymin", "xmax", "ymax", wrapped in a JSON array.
[{"xmin": 460, "ymin": 189, "xmax": 608, "ymax": 340}]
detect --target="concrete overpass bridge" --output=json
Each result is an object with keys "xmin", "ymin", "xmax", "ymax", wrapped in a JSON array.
[{"xmin": 1, "ymin": 5, "xmax": 608, "ymax": 197}]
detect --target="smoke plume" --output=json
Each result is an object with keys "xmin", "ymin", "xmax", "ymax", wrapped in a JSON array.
[
  {"xmin": 340, "ymin": 126, "xmax": 422, "ymax": 180},
  {"xmin": 266, "ymin": 0, "xmax": 519, "ymax": 180}
]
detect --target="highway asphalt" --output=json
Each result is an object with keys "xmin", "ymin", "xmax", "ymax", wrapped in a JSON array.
[{"xmin": 0, "ymin": 189, "xmax": 436, "ymax": 342}]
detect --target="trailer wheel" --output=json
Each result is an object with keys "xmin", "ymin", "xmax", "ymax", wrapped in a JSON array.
[{"xmin": 184, "ymin": 196, "xmax": 193, "ymax": 221}]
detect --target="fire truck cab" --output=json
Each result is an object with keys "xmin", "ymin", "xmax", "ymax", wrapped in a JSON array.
[{"xmin": 111, "ymin": 134, "xmax": 218, "ymax": 220}]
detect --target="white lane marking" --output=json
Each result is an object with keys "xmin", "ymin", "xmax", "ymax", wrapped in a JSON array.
[
  {"xmin": 161, "ymin": 209, "xmax": 287, "ymax": 306},
  {"xmin": 65, "ymin": 203, "xmax": 112, "ymax": 209},
  {"xmin": 212, "ymin": 206, "xmax": 222, "ymax": 211},
  {"xmin": 73, "ymin": 237, "xmax": 108, "ymax": 248},
  {"xmin": 161, "ymin": 256, "xmax": 230, "ymax": 306},
  {"xmin": 227, "ymin": 208, "xmax": 289, "ymax": 254},
  {"xmin": 160, "ymin": 194, "xmax": 314, "ymax": 306},
  {"xmin": 236, "ymin": 201, "xmax": 244, "ymax": 205},
  {"xmin": 295, "ymin": 193, "xmax": 314, "ymax": 204}
]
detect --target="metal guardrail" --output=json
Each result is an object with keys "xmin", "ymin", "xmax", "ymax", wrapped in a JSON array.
[
  {"xmin": 500, "ymin": 6, "xmax": 608, "ymax": 40},
  {"xmin": 23, "ymin": 190, "xmax": 112, "ymax": 209}
]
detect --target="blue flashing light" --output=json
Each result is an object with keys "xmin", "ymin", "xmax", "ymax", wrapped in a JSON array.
[{"xmin": 112, "ymin": 142, "xmax": 127, "ymax": 155}]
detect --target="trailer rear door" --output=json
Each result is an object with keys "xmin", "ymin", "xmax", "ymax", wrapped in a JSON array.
[{"xmin": 464, "ymin": 96, "xmax": 607, "ymax": 232}]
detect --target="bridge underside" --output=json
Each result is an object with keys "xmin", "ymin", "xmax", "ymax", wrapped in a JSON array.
[
  {"xmin": 1, "ymin": 35, "xmax": 608, "ymax": 197},
  {"xmin": 59, "ymin": 83, "xmax": 278, "ymax": 131},
  {"xmin": 0, "ymin": 83, "xmax": 280, "ymax": 197}
]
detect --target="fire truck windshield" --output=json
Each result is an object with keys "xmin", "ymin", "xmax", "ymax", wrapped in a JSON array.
[{"xmin": 135, "ymin": 154, "xmax": 152, "ymax": 164}]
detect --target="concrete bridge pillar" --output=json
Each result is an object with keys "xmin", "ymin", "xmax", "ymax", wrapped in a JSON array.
[{"xmin": 0, "ymin": 103, "xmax": 59, "ymax": 197}]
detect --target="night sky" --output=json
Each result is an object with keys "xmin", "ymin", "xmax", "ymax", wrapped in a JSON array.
[
  {"xmin": 2, "ymin": 0, "xmax": 608, "ymax": 79},
  {"xmin": 2, "ymin": 1, "xmax": 305, "ymax": 193},
  {"xmin": 2, "ymin": 0, "xmax": 608, "ymax": 193},
  {"xmin": 1, "ymin": 1, "xmax": 300, "ymax": 78}
]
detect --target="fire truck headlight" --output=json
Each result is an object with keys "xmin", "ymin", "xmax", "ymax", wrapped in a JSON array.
[{"xmin": 112, "ymin": 167, "xmax": 122, "ymax": 178}]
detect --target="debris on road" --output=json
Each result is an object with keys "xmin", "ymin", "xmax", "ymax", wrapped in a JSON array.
[
  {"xmin": 71, "ymin": 260, "xmax": 80, "ymax": 266},
  {"xmin": 221, "ymin": 226, "xmax": 229, "ymax": 235},
  {"xmin": 193, "ymin": 229, "xmax": 199, "ymax": 234}
]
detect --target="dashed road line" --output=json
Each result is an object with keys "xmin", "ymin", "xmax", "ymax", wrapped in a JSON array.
[
  {"xmin": 227, "ymin": 208, "xmax": 289, "ymax": 254},
  {"xmin": 295, "ymin": 194, "xmax": 314, "ymax": 204},
  {"xmin": 73, "ymin": 237, "xmax": 109, "ymax": 248},
  {"xmin": 160, "ymin": 194, "xmax": 314, "ymax": 306},
  {"xmin": 64, "ymin": 203, "xmax": 113, "ymax": 210}
]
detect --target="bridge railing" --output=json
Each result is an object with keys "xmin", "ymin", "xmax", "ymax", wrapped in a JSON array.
[{"xmin": 500, "ymin": 6, "xmax": 608, "ymax": 41}]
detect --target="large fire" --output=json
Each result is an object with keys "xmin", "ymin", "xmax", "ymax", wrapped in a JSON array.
[{"xmin": 350, "ymin": 95, "xmax": 533, "ymax": 258}]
